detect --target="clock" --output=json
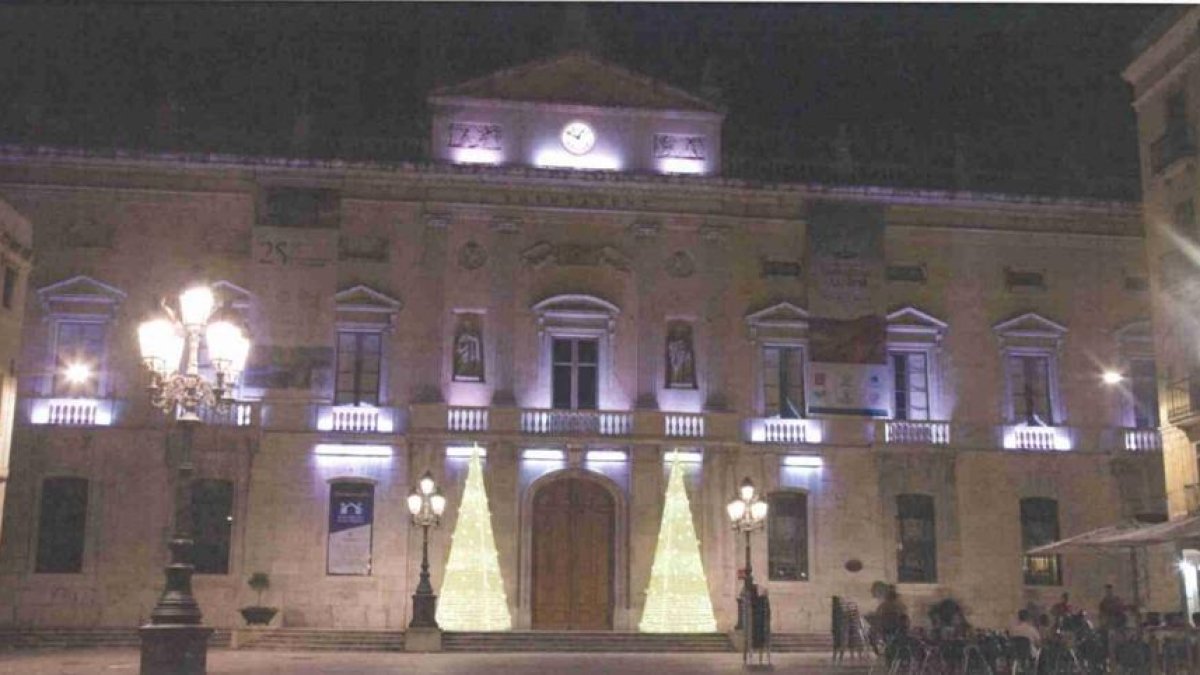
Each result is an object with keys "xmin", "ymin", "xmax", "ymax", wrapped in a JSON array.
[{"xmin": 561, "ymin": 121, "xmax": 596, "ymax": 155}]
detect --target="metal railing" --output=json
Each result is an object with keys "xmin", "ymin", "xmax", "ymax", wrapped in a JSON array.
[
  {"xmin": 520, "ymin": 410, "xmax": 632, "ymax": 436},
  {"xmin": 198, "ymin": 402, "xmax": 255, "ymax": 427},
  {"xmin": 884, "ymin": 420, "xmax": 950, "ymax": 445}
]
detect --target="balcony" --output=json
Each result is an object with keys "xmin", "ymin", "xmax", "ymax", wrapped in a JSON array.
[
  {"xmin": 884, "ymin": 420, "xmax": 951, "ymax": 445},
  {"xmin": 198, "ymin": 402, "xmax": 257, "ymax": 427},
  {"xmin": 1168, "ymin": 376, "xmax": 1200, "ymax": 427},
  {"xmin": 1002, "ymin": 424, "xmax": 1073, "ymax": 451},
  {"xmin": 1151, "ymin": 125, "xmax": 1196, "ymax": 175},
  {"xmin": 447, "ymin": 406, "xmax": 489, "ymax": 433},
  {"xmin": 28, "ymin": 398, "xmax": 117, "ymax": 427},
  {"xmin": 1122, "ymin": 428, "xmax": 1162, "ymax": 452},
  {"xmin": 519, "ymin": 409, "xmax": 632, "ymax": 436},
  {"xmin": 664, "ymin": 413, "xmax": 705, "ymax": 439},
  {"xmin": 746, "ymin": 417, "xmax": 821, "ymax": 444},
  {"xmin": 316, "ymin": 405, "xmax": 399, "ymax": 434}
]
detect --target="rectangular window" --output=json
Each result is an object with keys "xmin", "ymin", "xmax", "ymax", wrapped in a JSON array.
[
  {"xmin": 191, "ymin": 479, "xmax": 234, "ymax": 575},
  {"xmin": 763, "ymin": 346, "xmax": 805, "ymax": 418},
  {"xmin": 1131, "ymin": 359, "xmax": 1160, "ymax": 429},
  {"xmin": 53, "ymin": 321, "xmax": 105, "ymax": 397},
  {"xmin": 551, "ymin": 338, "xmax": 598, "ymax": 410},
  {"xmin": 335, "ymin": 331, "xmax": 382, "ymax": 406},
  {"xmin": 1021, "ymin": 497, "xmax": 1062, "ymax": 586},
  {"xmin": 35, "ymin": 477, "xmax": 88, "ymax": 573},
  {"xmin": 327, "ymin": 482, "xmax": 374, "ymax": 576},
  {"xmin": 768, "ymin": 492, "xmax": 808, "ymax": 581},
  {"xmin": 1008, "ymin": 355, "xmax": 1054, "ymax": 425},
  {"xmin": 2, "ymin": 266, "xmax": 16, "ymax": 310},
  {"xmin": 897, "ymin": 494, "xmax": 937, "ymax": 583},
  {"xmin": 892, "ymin": 352, "xmax": 930, "ymax": 421}
]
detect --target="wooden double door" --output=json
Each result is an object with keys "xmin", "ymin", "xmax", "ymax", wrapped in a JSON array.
[{"xmin": 531, "ymin": 477, "xmax": 615, "ymax": 629}]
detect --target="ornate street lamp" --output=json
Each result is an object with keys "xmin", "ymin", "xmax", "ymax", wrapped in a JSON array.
[
  {"xmin": 137, "ymin": 284, "xmax": 249, "ymax": 675},
  {"xmin": 727, "ymin": 476, "xmax": 768, "ymax": 663},
  {"xmin": 407, "ymin": 470, "xmax": 447, "ymax": 629}
]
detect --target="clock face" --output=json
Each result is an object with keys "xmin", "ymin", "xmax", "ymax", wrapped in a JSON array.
[{"xmin": 561, "ymin": 121, "xmax": 596, "ymax": 155}]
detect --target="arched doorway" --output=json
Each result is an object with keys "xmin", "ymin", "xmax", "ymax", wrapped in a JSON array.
[{"xmin": 531, "ymin": 476, "xmax": 615, "ymax": 629}]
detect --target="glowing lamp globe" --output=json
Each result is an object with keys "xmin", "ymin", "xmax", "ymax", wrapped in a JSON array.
[
  {"xmin": 1102, "ymin": 371, "xmax": 1124, "ymax": 385},
  {"xmin": 751, "ymin": 500, "xmax": 769, "ymax": 522},
  {"xmin": 431, "ymin": 492, "xmax": 447, "ymax": 517},
  {"xmin": 739, "ymin": 477, "xmax": 756, "ymax": 502},
  {"xmin": 419, "ymin": 472, "xmax": 436, "ymax": 496},
  {"xmin": 726, "ymin": 499, "xmax": 746, "ymax": 522},
  {"xmin": 406, "ymin": 493, "xmax": 423, "ymax": 516},
  {"xmin": 205, "ymin": 320, "xmax": 245, "ymax": 371},
  {"xmin": 179, "ymin": 286, "xmax": 216, "ymax": 327},
  {"xmin": 64, "ymin": 362, "xmax": 92, "ymax": 385},
  {"xmin": 138, "ymin": 317, "xmax": 184, "ymax": 376}
]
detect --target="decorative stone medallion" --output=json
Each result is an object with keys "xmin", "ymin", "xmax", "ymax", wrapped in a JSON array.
[
  {"xmin": 666, "ymin": 251, "xmax": 695, "ymax": 278},
  {"xmin": 458, "ymin": 241, "xmax": 488, "ymax": 270}
]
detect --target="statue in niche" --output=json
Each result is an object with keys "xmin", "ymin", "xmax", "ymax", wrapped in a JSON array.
[
  {"xmin": 453, "ymin": 314, "xmax": 484, "ymax": 382},
  {"xmin": 665, "ymin": 322, "xmax": 696, "ymax": 389}
]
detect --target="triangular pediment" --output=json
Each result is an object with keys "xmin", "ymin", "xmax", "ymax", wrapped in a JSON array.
[
  {"xmin": 532, "ymin": 293, "xmax": 620, "ymax": 317},
  {"xmin": 334, "ymin": 285, "xmax": 403, "ymax": 314},
  {"xmin": 431, "ymin": 52, "xmax": 722, "ymax": 114},
  {"xmin": 1114, "ymin": 318, "xmax": 1152, "ymax": 343},
  {"xmin": 888, "ymin": 306, "xmax": 948, "ymax": 335},
  {"xmin": 993, "ymin": 312, "xmax": 1068, "ymax": 338},
  {"xmin": 38, "ymin": 275, "xmax": 126, "ymax": 317},
  {"xmin": 745, "ymin": 302, "xmax": 810, "ymax": 327},
  {"xmin": 211, "ymin": 280, "xmax": 253, "ymax": 311}
]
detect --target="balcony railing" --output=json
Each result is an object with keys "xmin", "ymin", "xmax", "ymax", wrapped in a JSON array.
[
  {"xmin": 1168, "ymin": 377, "xmax": 1200, "ymax": 425},
  {"xmin": 1003, "ymin": 424, "xmax": 1072, "ymax": 451},
  {"xmin": 747, "ymin": 417, "xmax": 819, "ymax": 444},
  {"xmin": 664, "ymin": 413, "xmax": 705, "ymax": 439},
  {"xmin": 316, "ymin": 405, "xmax": 397, "ymax": 434},
  {"xmin": 1151, "ymin": 125, "xmax": 1196, "ymax": 174},
  {"xmin": 198, "ymin": 402, "xmax": 255, "ymax": 427},
  {"xmin": 29, "ymin": 398, "xmax": 116, "ymax": 427},
  {"xmin": 520, "ymin": 409, "xmax": 632, "ymax": 436},
  {"xmin": 884, "ymin": 420, "xmax": 951, "ymax": 445},
  {"xmin": 1123, "ymin": 428, "xmax": 1162, "ymax": 452},
  {"xmin": 447, "ymin": 406, "xmax": 489, "ymax": 433}
]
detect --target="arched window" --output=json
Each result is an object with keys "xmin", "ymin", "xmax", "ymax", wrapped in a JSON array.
[
  {"xmin": 1021, "ymin": 497, "xmax": 1062, "ymax": 586},
  {"xmin": 896, "ymin": 494, "xmax": 937, "ymax": 583},
  {"xmin": 768, "ymin": 491, "xmax": 808, "ymax": 581}
]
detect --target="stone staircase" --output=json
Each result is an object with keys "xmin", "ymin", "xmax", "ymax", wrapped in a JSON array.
[
  {"xmin": 233, "ymin": 628, "xmax": 405, "ymax": 651},
  {"xmin": 770, "ymin": 632, "xmax": 835, "ymax": 653},
  {"xmin": 443, "ymin": 631, "xmax": 733, "ymax": 652},
  {"xmin": 0, "ymin": 627, "xmax": 231, "ymax": 650}
]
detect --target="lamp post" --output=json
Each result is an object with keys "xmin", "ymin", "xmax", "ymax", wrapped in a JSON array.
[
  {"xmin": 136, "ymin": 285, "xmax": 250, "ymax": 675},
  {"xmin": 727, "ymin": 476, "xmax": 768, "ymax": 663},
  {"xmin": 407, "ymin": 470, "xmax": 446, "ymax": 629}
]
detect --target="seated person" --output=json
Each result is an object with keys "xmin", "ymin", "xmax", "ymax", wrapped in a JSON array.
[{"xmin": 1008, "ymin": 609, "xmax": 1042, "ymax": 659}]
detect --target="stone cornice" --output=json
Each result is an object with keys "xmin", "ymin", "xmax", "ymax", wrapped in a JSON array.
[{"xmin": 0, "ymin": 144, "xmax": 1140, "ymax": 237}]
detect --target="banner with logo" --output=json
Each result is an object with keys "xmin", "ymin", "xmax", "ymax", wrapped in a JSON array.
[
  {"xmin": 327, "ymin": 482, "xmax": 374, "ymax": 576},
  {"xmin": 806, "ymin": 201, "xmax": 891, "ymax": 417}
]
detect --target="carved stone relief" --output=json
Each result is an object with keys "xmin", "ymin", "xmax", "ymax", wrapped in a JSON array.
[
  {"xmin": 665, "ymin": 321, "xmax": 697, "ymax": 389},
  {"xmin": 452, "ymin": 313, "xmax": 485, "ymax": 382},
  {"xmin": 666, "ymin": 251, "xmax": 695, "ymax": 278},
  {"xmin": 458, "ymin": 241, "xmax": 488, "ymax": 270},
  {"xmin": 519, "ymin": 241, "xmax": 630, "ymax": 272}
]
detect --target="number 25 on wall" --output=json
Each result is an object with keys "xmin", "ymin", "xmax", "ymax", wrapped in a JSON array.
[{"xmin": 258, "ymin": 240, "xmax": 289, "ymax": 265}]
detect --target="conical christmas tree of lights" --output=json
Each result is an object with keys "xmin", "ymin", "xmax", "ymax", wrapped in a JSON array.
[
  {"xmin": 639, "ymin": 451, "xmax": 718, "ymax": 633},
  {"xmin": 435, "ymin": 448, "xmax": 512, "ymax": 630}
]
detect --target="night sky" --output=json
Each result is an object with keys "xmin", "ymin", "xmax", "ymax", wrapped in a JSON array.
[{"xmin": 0, "ymin": 4, "xmax": 1170, "ymax": 199}]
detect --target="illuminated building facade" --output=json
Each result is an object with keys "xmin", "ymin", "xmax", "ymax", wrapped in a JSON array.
[{"xmin": 0, "ymin": 52, "xmax": 1173, "ymax": 634}]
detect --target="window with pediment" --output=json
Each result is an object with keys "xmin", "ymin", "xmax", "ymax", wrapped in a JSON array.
[
  {"xmin": 532, "ymin": 294, "xmax": 619, "ymax": 410},
  {"xmin": 36, "ymin": 276, "xmax": 126, "ymax": 398},
  {"xmin": 1114, "ymin": 320, "xmax": 1159, "ymax": 429},
  {"xmin": 746, "ymin": 302, "xmax": 810, "ymax": 418},
  {"xmin": 887, "ymin": 307, "xmax": 948, "ymax": 422},
  {"xmin": 994, "ymin": 313, "xmax": 1067, "ymax": 426},
  {"xmin": 333, "ymin": 285, "xmax": 401, "ymax": 407}
]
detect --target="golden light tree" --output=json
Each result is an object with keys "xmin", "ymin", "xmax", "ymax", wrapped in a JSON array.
[
  {"xmin": 639, "ymin": 451, "xmax": 718, "ymax": 633},
  {"xmin": 435, "ymin": 449, "xmax": 512, "ymax": 630}
]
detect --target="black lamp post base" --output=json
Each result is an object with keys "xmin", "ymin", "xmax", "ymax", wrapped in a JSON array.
[
  {"xmin": 140, "ymin": 624, "xmax": 213, "ymax": 675},
  {"xmin": 409, "ymin": 592, "xmax": 439, "ymax": 629}
]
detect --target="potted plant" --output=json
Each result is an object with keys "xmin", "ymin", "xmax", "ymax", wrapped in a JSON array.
[{"xmin": 239, "ymin": 572, "xmax": 278, "ymax": 626}]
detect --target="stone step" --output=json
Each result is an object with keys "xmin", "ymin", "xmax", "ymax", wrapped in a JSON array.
[
  {"xmin": 0, "ymin": 628, "xmax": 231, "ymax": 650},
  {"xmin": 770, "ymin": 633, "xmax": 836, "ymax": 653},
  {"xmin": 443, "ymin": 631, "xmax": 733, "ymax": 652}
]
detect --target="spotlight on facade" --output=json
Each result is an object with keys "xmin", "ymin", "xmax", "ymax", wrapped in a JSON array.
[
  {"xmin": 63, "ymin": 362, "xmax": 92, "ymax": 385},
  {"xmin": 1101, "ymin": 371, "xmax": 1125, "ymax": 385}
]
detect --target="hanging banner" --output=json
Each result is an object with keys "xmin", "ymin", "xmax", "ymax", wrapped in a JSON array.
[
  {"xmin": 806, "ymin": 201, "xmax": 891, "ymax": 417},
  {"xmin": 327, "ymin": 482, "xmax": 374, "ymax": 576}
]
